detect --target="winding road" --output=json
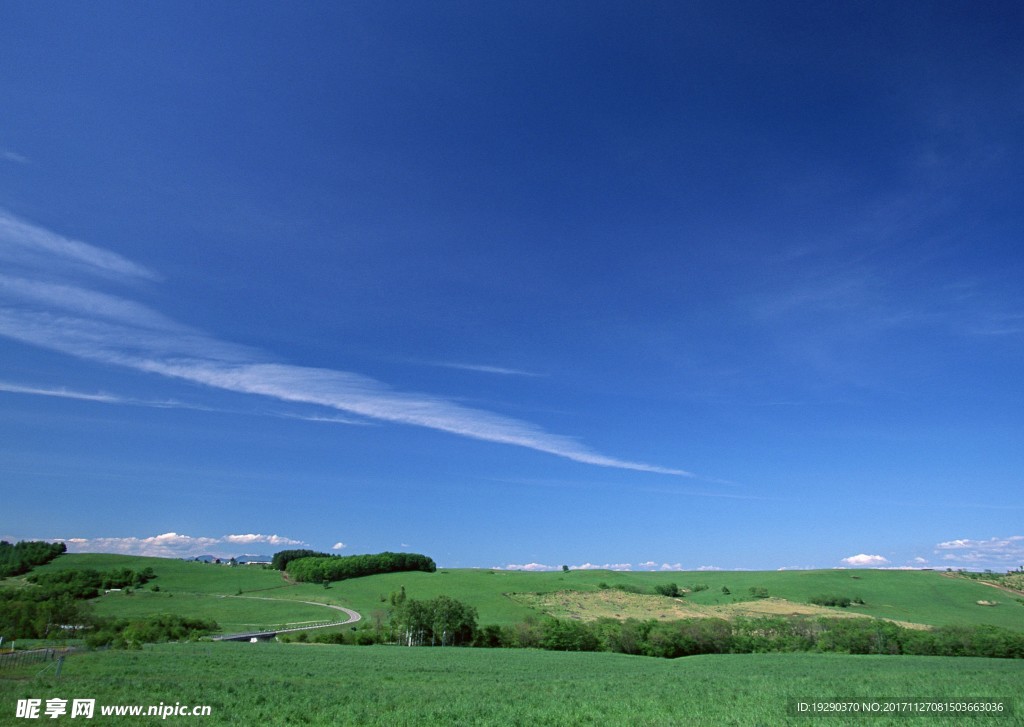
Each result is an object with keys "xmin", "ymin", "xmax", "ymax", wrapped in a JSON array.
[{"xmin": 211, "ymin": 595, "xmax": 361, "ymax": 642}]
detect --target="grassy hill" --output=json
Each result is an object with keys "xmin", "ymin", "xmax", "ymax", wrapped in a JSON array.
[
  {"xmin": 12, "ymin": 554, "xmax": 1024, "ymax": 634},
  {"xmin": 4, "ymin": 554, "xmax": 1021, "ymax": 725},
  {"xmin": 8, "ymin": 554, "xmax": 352, "ymax": 635},
  {"xmin": 319, "ymin": 566, "xmax": 1024, "ymax": 631}
]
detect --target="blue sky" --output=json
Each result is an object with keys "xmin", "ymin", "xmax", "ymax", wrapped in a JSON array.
[{"xmin": 2, "ymin": 3, "xmax": 1022, "ymax": 571}]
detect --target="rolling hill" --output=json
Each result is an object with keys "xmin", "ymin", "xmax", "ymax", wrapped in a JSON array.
[{"xmin": 11, "ymin": 554, "xmax": 1024, "ymax": 634}]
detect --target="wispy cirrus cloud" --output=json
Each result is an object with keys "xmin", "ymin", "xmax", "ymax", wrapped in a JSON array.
[
  {"xmin": 0, "ymin": 210, "xmax": 157, "ymax": 281},
  {"xmin": 0, "ymin": 211, "xmax": 688, "ymax": 476},
  {"xmin": 0, "ymin": 380, "xmax": 216, "ymax": 411},
  {"xmin": 427, "ymin": 361, "xmax": 545, "ymax": 377},
  {"xmin": 0, "ymin": 379, "xmax": 373, "ymax": 425},
  {"xmin": 1, "ymin": 150, "xmax": 30, "ymax": 165},
  {"xmin": 50, "ymin": 532, "xmax": 306, "ymax": 558}
]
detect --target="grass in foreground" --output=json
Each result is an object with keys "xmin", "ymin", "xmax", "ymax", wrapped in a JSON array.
[{"xmin": 1, "ymin": 643, "xmax": 1020, "ymax": 726}]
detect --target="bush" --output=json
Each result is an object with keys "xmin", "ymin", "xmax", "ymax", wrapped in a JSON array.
[{"xmin": 654, "ymin": 583, "xmax": 681, "ymax": 597}]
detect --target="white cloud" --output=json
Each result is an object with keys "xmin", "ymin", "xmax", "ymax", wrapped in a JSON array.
[
  {"xmin": 841, "ymin": 553, "xmax": 890, "ymax": 567},
  {"xmin": 912, "ymin": 556, "xmax": 928, "ymax": 564},
  {"xmin": 659, "ymin": 563, "xmax": 684, "ymax": 571},
  {"xmin": 696, "ymin": 565, "xmax": 722, "ymax": 571},
  {"xmin": 934, "ymin": 535, "xmax": 1024, "ymax": 565},
  {"xmin": 637, "ymin": 561, "xmax": 658, "ymax": 569},
  {"xmin": 0, "ymin": 211, "xmax": 691, "ymax": 478},
  {"xmin": 331, "ymin": 542, "xmax": 347, "ymax": 551},
  {"xmin": 52, "ymin": 531, "xmax": 306, "ymax": 558},
  {"xmin": 222, "ymin": 533, "xmax": 303, "ymax": 546}
]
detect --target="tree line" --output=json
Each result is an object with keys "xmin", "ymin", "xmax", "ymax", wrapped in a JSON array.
[
  {"xmin": 283, "ymin": 551, "xmax": 436, "ymax": 584},
  {"xmin": 307, "ymin": 591, "xmax": 1024, "ymax": 660},
  {"xmin": 28, "ymin": 566, "xmax": 156, "ymax": 598},
  {"xmin": 0, "ymin": 540, "xmax": 66, "ymax": 578}
]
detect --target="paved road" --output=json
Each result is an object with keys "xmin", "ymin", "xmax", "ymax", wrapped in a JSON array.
[{"xmin": 211, "ymin": 596, "xmax": 361, "ymax": 642}]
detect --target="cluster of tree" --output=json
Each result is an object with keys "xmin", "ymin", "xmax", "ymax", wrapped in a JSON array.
[
  {"xmin": 28, "ymin": 567, "xmax": 156, "ymax": 599},
  {"xmin": 1, "ymin": 567, "xmax": 158, "ymax": 640},
  {"xmin": 461, "ymin": 615, "xmax": 1024, "ymax": 659},
  {"xmin": 0, "ymin": 591, "xmax": 94, "ymax": 640},
  {"xmin": 286, "ymin": 552, "xmax": 436, "ymax": 584},
  {"xmin": 84, "ymin": 614, "xmax": 218, "ymax": 649},
  {"xmin": 651, "ymin": 582, "xmax": 710, "ymax": 597},
  {"xmin": 0, "ymin": 540, "xmax": 66, "ymax": 578},
  {"xmin": 388, "ymin": 594, "xmax": 478, "ymax": 646}
]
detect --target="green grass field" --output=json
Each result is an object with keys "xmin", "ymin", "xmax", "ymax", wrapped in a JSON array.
[
  {"xmin": 317, "ymin": 566, "xmax": 1024, "ymax": 631},
  {"xmin": 10, "ymin": 554, "xmax": 1024, "ymax": 634},
  {"xmin": 1, "ymin": 643, "xmax": 1020, "ymax": 725},
  {"xmin": 13, "ymin": 555, "xmax": 353, "ymax": 634},
  {"xmin": 90, "ymin": 592, "xmax": 345, "ymax": 633},
  {"xmin": 3, "ymin": 554, "xmax": 1022, "ymax": 725}
]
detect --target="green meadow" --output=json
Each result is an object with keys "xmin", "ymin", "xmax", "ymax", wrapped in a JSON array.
[
  {"xmin": 3, "ymin": 554, "xmax": 1023, "ymax": 725},
  {"xmin": 13, "ymin": 554, "xmax": 1024, "ymax": 633},
  {"xmin": 314, "ymin": 566, "xmax": 1024, "ymax": 631},
  {"xmin": 1, "ymin": 643, "xmax": 1020, "ymax": 726}
]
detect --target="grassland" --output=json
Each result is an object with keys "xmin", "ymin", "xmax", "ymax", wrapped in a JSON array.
[
  {"xmin": 3, "ymin": 554, "xmax": 1022, "ymax": 725},
  {"xmin": 13, "ymin": 555, "xmax": 353, "ymax": 635},
  {"xmin": 10, "ymin": 554, "xmax": 1024, "ymax": 635},
  {"xmin": 317, "ymin": 566, "xmax": 1024, "ymax": 631},
  {"xmin": 89, "ymin": 592, "xmax": 345, "ymax": 633},
  {"xmin": 1, "ymin": 642, "xmax": 1020, "ymax": 725}
]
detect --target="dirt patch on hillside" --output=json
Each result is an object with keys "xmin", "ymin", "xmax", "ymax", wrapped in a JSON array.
[
  {"xmin": 508, "ymin": 589, "xmax": 704, "ymax": 621},
  {"xmin": 507, "ymin": 591, "xmax": 929, "ymax": 629},
  {"xmin": 507, "ymin": 591, "xmax": 856, "ymax": 622}
]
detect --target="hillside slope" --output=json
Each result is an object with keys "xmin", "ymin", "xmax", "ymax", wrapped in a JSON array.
[{"xmin": 16, "ymin": 554, "xmax": 1024, "ymax": 632}]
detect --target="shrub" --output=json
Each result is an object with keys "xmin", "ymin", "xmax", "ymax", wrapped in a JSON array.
[{"xmin": 810, "ymin": 595, "xmax": 853, "ymax": 608}]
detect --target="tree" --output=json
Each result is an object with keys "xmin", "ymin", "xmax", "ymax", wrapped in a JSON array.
[{"xmin": 562, "ymin": 565, "xmax": 569, "ymax": 573}]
